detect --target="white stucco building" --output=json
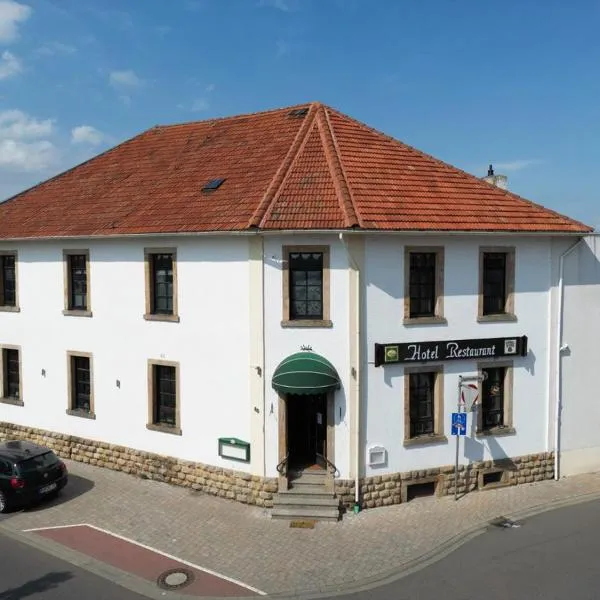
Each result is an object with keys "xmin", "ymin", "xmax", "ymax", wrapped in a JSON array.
[{"xmin": 0, "ymin": 102, "xmax": 596, "ymax": 519}]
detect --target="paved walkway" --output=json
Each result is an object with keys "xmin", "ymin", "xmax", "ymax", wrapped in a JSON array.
[{"xmin": 2, "ymin": 461, "xmax": 600, "ymax": 597}]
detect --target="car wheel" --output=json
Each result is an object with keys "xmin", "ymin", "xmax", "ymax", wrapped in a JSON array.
[{"xmin": 0, "ymin": 491, "xmax": 9, "ymax": 513}]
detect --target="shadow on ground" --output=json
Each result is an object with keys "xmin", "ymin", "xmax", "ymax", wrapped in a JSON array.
[
  {"xmin": 0, "ymin": 571, "xmax": 73, "ymax": 599},
  {"xmin": 24, "ymin": 474, "xmax": 95, "ymax": 513}
]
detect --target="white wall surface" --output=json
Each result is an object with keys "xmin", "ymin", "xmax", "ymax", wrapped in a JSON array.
[
  {"xmin": 0, "ymin": 236, "xmax": 255, "ymax": 472},
  {"xmin": 363, "ymin": 234, "xmax": 553, "ymax": 476},
  {"xmin": 262, "ymin": 234, "xmax": 352, "ymax": 478},
  {"xmin": 558, "ymin": 236, "xmax": 600, "ymax": 476}
]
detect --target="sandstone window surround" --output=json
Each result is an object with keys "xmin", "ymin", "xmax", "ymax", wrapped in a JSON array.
[
  {"xmin": 0, "ymin": 345, "xmax": 23, "ymax": 407},
  {"xmin": 476, "ymin": 361, "xmax": 515, "ymax": 436},
  {"xmin": 144, "ymin": 248, "xmax": 179, "ymax": 323},
  {"xmin": 403, "ymin": 365, "xmax": 447, "ymax": 447},
  {"xmin": 147, "ymin": 359, "xmax": 181, "ymax": 436},
  {"xmin": 281, "ymin": 245, "xmax": 332, "ymax": 328},
  {"xmin": 66, "ymin": 351, "xmax": 95, "ymax": 419},
  {"xmin": 0, "ymin": 251, "xmax": 19, "ymax": 312},
  {"xmin": 63, "ymin": 249, "xmax": 92, "ymax": 317},
  {"xmin": 403, "ymin": 247, "xmax": 446, "ymax": 325},
  {"xmin": 478, "ymin": 247, "xmax": 516, "ymax": 322}
]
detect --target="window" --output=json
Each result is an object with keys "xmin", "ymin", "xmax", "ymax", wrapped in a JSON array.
[
  {"xmin": 1, "ymin": 347, "xmax": 21, "ymax": 405},
  {"xmin": 404, "ymin": 366, "xmax": 445, "ymax": 445},
  {"xmin": 0, "ymin": 459, "xmax": 12, "ymax": 475},
  {"xmin": 404, "ymin": 247, "xmax": 445, "ymax": 323},
  {"xmin": 0, "ymin": 252, "xmax": 18, "ymax": 310},
  {"xmin": 479, "ymin": 247, "xmax": 515, "ymax": 320},
  {"xmin": 67, "ymin": 352, "xmax": 95, "ymax": 418},
  {"xmin": 147, "ymin": 360, "xmax": 181, "ymax": 434},
  {"xmin": 282, "ymin": 246, "xmax": 331, "ymax": 327},
  {"xmin": 477, "ymin": 363, "xmax": 514, "ymax": 435},
  {"xmin": 144, "ymin": 249, "xmax": 179, "ymax": 322},
  {"xmin": 63, "ymin": 250, "xmax": 91, "ymax": 315}
]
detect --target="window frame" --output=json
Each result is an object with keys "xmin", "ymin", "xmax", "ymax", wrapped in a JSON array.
[
  {"xmin": 147, "ymin": 359, "xmax": 181, "ymax": 435},
  {"xmin": 476, "ymin": 361, "xmax": 515, "ymax": 436},
  {"xmin": 66, "ymin": 351, "xmax": 95, "ymax": 419},
  {"xmin": 281, "ymin": 245, "xmax": 332, "ymax": 328},
  {"xmin": 403, "ymin": 365, "xmax": 446, "ymax": 446},
  {"xmin": 0, "ymin": 344, "xmax": 23, "ymax": 406},
  {"xmin": 403, "ymin": 246, "xmax": 446, "ymax": 325},
  {"xmin": 63, "ymin": 249, "xmax": 92, "ymax": 317},
  {"xmin": 144, "ymin": 248, "xmax": 179, "ymax": 322},
  {"xmin": 0, "ymin": 250, "xmax": 19, "ymax": 312},
  {"xmin": 478, "ymin": 247, "xmax": 516, "ymax": 322}
]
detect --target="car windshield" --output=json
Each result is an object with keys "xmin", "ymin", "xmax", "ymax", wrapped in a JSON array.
[{"xmin": 17, "ymin": 452, "xmax": 59, "ymax": 473}]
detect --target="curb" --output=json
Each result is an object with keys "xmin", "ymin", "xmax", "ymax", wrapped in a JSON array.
[{"xmin": 3, "ymin": 489, "xmax": 600, "ymax": 600}]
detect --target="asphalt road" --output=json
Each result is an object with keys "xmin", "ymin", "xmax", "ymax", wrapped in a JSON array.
[
  {"xmin": 343, "ymin": 499, "xmax": 600, "ymax": 600},
  {"xmin": 0, "ymin": 527, "xmax": 147, "ymax": 600}
]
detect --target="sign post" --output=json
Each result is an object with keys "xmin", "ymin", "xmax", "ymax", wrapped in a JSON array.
[{"xmin": 453, "ymin": 374, "xmax": 486, "ymax": 501}]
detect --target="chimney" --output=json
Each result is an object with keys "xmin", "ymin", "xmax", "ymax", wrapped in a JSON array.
[{"xmin": 482, "ymin": 164, "xmax": 508, "ymax": 190}]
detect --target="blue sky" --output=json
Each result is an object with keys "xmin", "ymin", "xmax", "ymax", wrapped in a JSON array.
[{"xmin": 0, "ymin": 0, "xmax": 599, "ymax": 227}]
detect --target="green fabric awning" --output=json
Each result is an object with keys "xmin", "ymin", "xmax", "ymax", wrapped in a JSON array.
[{"xmin": 272, "ymin": 352, "xmax": 341, "ymax": 396}]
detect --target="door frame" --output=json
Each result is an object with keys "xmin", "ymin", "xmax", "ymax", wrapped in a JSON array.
[{"xmin": 278, "ymin": 392, "xmax": 335, "ymax": 492}]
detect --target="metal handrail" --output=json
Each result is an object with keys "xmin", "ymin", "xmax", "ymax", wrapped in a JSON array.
[
  {"xmin": 316, "ymin": 453, "xmax": 340, "ymax": 478},
  {"xmin": 276, "ymin": 453, "xmax": 289, "ymax": 475}
]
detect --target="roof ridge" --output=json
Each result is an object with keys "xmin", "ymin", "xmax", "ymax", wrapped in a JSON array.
[
  {"xmin": 250, "ymin": 103, "xmax": 318, "ymax": 228},
  {"xmin": 317, "ymin": 106, "xmax": 360, "ymax": 228},
  {"xmin": 326, "ymin": 106, "xmax": 593, "ymax": 232},
  {"xmin": 156, "ymin": 102, "xmax": 314, "ymax": 131}
]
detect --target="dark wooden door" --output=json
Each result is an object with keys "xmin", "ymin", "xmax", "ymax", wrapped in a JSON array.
[{"xmin": 287, "ymin": 394, "xmax": 327, "ymax": 468}]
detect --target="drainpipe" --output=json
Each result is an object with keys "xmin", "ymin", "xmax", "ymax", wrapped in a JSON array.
[
  {"xmin": 554, "ymin": 237, "xmax": 585, "ymax": 480},
  {"xmin": 261, "ymin": 235, "xmax": 267, "ymax": 479},
  {"xmin": 339, "ymin": 233, "xmax": 361, "ymax": 510}
]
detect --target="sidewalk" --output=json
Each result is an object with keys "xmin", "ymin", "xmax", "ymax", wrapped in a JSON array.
[{"xmin": 3, "ymin": 460, "xmax": 600, "ymax": 597}]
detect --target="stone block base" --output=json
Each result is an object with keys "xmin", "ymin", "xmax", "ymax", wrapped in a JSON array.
[
  {"xmin": 335, "ymin": 452, "xmax": 555, "ymax": 511},
  {"xmin": 0, "ymin": 422, "xmax": 277, "ymax": 508}
]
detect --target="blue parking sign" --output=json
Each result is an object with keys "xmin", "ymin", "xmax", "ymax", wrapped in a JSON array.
[{"xmin": 451, "ymin": 412, "xmax": 467, "ymax": 436}]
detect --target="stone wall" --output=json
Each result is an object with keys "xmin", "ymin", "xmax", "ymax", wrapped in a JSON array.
[
  {"xmin": 0, "ymin": 422, "xmax": 278, "ymax": 507},
  {"xmin": 0, "ymin": 422, "xmax": 554, "ymax": 513},
  {"xmin": 335, "ymin": 452, "xmax": 555, "ymax": 511}
]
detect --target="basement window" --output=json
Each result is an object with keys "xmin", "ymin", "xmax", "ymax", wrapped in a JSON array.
[
  {"xmin": 482, "ymin": 470, "xmax": 505, "ymax": 487},
  {"xmin": 202, "ymin": 178, "xmax": 225, "ymax": 191},
  {"xmin": 406, "ymin": 481, "xmax": 437, "ymax": 501},
  {"xmin": 289, "ymin": 108, "xmax": 309, "ymax": 118}
]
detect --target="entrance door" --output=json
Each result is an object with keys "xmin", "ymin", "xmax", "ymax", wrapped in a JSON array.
[{"xmin": 287, "ymin": 394, "xmax": 327, "ymax": 469}]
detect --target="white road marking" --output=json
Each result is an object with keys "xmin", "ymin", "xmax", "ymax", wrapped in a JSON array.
[{"xmin": 23, "ymin": 522, "xmax": 265, "ymax": 595}]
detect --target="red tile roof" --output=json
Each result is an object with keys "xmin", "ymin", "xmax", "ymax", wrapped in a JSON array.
[{"xmin": 0, "ymin": 102, "xmax": 591, "ymax": 239}]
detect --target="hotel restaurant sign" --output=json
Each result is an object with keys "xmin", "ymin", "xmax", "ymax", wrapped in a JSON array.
[{"xmin": 374, "ymin": 335, "xmax": 528, "ymax": 367}]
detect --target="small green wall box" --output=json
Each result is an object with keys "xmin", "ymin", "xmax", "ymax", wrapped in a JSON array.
[{"xmin": 218, "ymin": 437, "xmax": 251, "ymax": 463}]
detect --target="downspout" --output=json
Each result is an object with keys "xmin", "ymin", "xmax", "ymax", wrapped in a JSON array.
[
  {"xmin": 339, "ymin": 233, "xmax": 361, "ymax": 510},
  {"xmin": 554, "ymin": 237, "xmax": 585, "ymax": 480},
  {"xmin": 261, "ymin": 235, "xmax": 267, "ymax": 478}
]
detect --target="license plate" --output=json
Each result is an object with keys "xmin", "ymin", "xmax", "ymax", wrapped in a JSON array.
[{"xmin": 39, "ymin": 483, "xmax": 57, "ymax": 494}]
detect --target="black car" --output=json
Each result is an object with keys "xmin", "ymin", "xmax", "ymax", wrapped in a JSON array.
[{"xmin": 0, "ymin": 441, "xmax": 68, "ymax": 512}]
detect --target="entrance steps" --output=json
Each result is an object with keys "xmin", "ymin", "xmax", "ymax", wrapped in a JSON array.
[{"xmin": 271, "ymin": 469, "xmax": 341, "ymax": 522}]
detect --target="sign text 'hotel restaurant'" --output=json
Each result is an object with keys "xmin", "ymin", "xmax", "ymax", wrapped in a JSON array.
[{"xmin": 374, "ymin": 336, "xmax": 528, "ymax": 367}]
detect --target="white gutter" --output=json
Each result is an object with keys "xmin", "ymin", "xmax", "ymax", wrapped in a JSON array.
[
  {"xmin": 339, "ymin": 233, "xmax": 361, "ymax": 509},
  {"xmin": 0, "ymin": 229, "xmax": 588, "ymax": 243},
  {"xmin": 554, "ymin": 237, "xmax": 586, "ymax": 480}
]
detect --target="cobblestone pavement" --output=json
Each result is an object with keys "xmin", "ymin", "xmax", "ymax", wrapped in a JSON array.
[{"xmin": 2, "ymin": 461, "xmax": 600, "ymax": 596}]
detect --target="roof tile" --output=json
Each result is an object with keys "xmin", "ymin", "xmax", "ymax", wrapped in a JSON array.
[{"xmin": 0, "ymin": 102, "xmax": 591, "ymax": 238}]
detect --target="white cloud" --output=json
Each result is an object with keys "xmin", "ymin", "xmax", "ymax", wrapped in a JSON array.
[
  {"xmin": 71, "ymin": 125, "xmax": 105, "ymax": 146},
  {"xmin": 0, "ymin": 50, "xmax": 21, "ymax": 79},
  {"xmin": 0, "ymin": 109, "xmax": 54, "ymax": 138},
  {"xmin": 109, "ymin": 69, "xmax": 143, "ymax": 88},
  {"xmin": 493, "ymin": 159, "xmax": 543, "ymax": 172},
  {"xmin": 0, "ymin": 109, "xmax": 59, "ymax": 172},
  {"xmin": 258, "ymin": 0, "xmax": 290, "ymax": 10},
  {"xmin": 36, "ymin": 41, "xmax": 77, "ymax": 56},
  {"xmin": 0, "ymin": 0, "xmax": 31, "ymax": 43},
  {"xmin": 0, "ymin": 139, "xmax": 58, "ymax": 170},
  {"xmin": 205, "ymin": 83, "xmax": 216, "ymax": 93},
  {"xmin": 191, "ymin": 98, "xmax": 209, "ymax": 112}
]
